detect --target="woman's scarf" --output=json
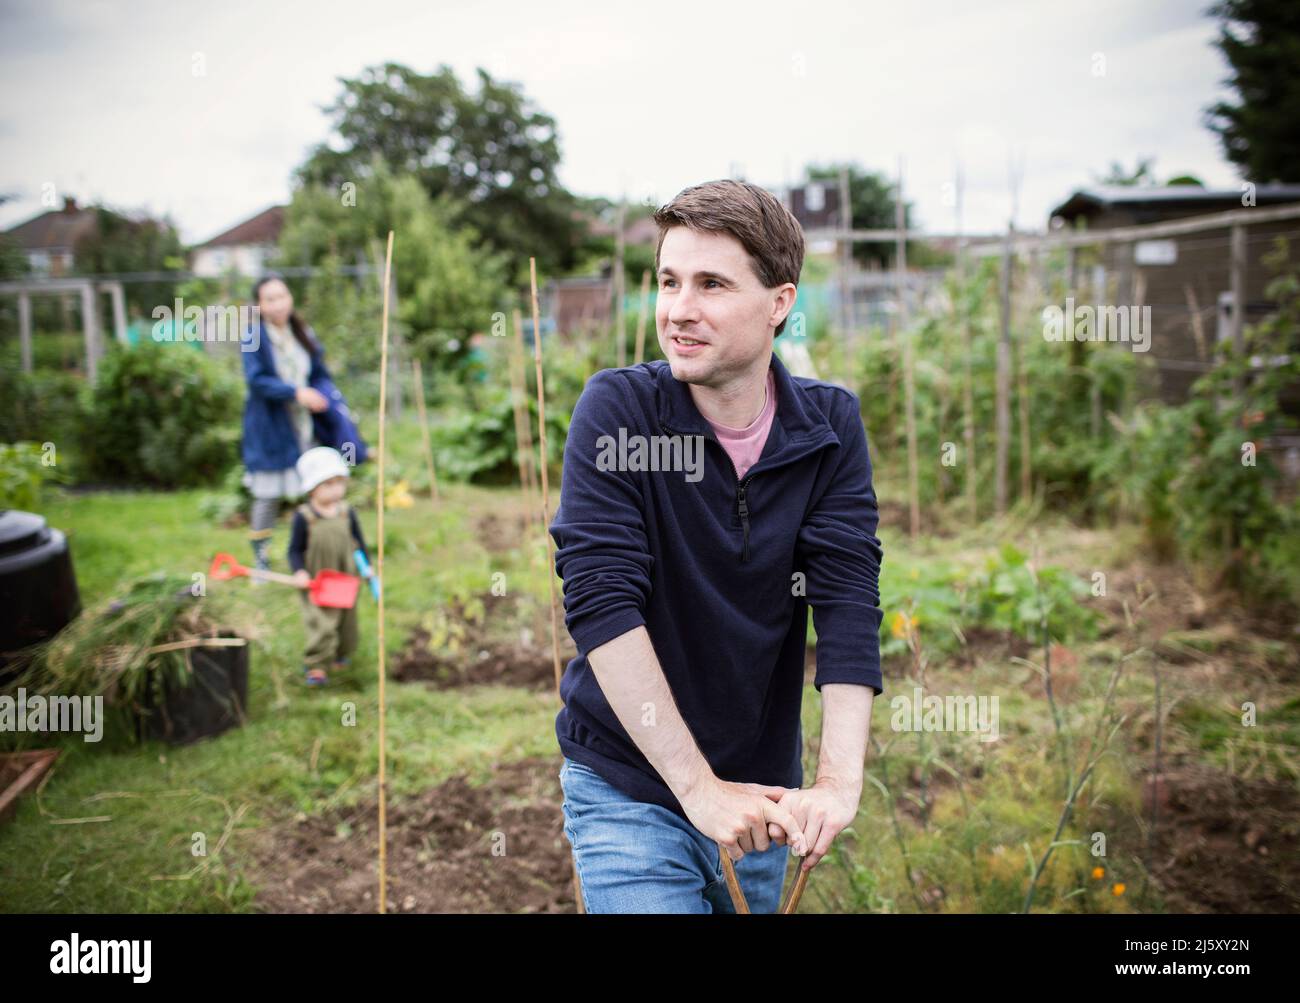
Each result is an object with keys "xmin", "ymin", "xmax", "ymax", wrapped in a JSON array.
[{"xmin": 266, "ymin": 320, "xmax": 313, "ymax": 452}]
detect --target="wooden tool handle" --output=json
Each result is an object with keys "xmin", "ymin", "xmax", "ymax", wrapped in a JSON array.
[
  {"xmin": 245, "ymin": 568, "xmax": 305, "ymax": 587},
  {"xmin": 718, "ymin": 840, "xmax": 813, "ymax": 914},
  {"xmin": 780, "ymin": 865, "xmax": 811, "ymax": 914},
  {"xmin": 718, "ymin": 844, "xmax": 750, "ymax": 914}
]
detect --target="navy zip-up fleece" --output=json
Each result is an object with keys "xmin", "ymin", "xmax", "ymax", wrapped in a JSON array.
[{"xmin": 550, "ymin": 349, "xmax": 884, "ymax": 822}]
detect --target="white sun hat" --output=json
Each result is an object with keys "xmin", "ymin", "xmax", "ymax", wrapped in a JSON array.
[{"xmin": 296, "ymin": 446, "xmax": 351, "ymax": 494}]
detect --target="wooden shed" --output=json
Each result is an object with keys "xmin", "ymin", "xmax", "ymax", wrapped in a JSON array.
[{"xmin": 1049, "ymin": 184, "xmax": 1300, "ymax": 405}]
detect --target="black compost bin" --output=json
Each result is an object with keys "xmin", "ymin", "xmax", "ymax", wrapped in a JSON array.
[
  {"xmin": 0, "ymin": 509, "xmax": 81, "ymax": 682},
  {"xmin": 136, "ymin": 632, "xmax": 249, "ymax": 746}
]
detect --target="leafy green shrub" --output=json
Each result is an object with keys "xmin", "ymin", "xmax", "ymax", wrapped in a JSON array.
[
  {"xmin": 879, "ymin": 545, "xmax": 1100, "ymax": 660},
  {"xmin": 430, "ymin": 382, "xmax": 569, "ymax": 484},
  {"xmin": 280, "ymin": 160, "xmax": 511, "ymax": 372},
  {"xmin": 1094, "ymin": 239, "xmax": 1300, "ymax": 604},
  {"xmin": 0, "ymin": 441, "xmax": 65, "ymax": 511},
  {"xmin": 1256, "ymin": 497, "xmax": 1300, "ymax": 604},
  {"xmin": 84, "ymin": 342, "xmax": 241, "ymax": 488},
  {"xmin": 1088, "ymin": 404, "xmax": 1183, "ymax": 560},
  {"xmin": 964, "ymin": 543, "xmax": 1100, "ymax": 644},
  {"xmin": 416, "ymin": 332, "xmax": 599, "ymax": 485},
  {"xmin": 1166, "ymin": 246, "xmax": 1298, "ymax": 593},
  {"xmin": 0, "ymin": 367, "xmax": 91, "ymax": 478},
  {"xmin": 878, "ymin": 555, "xmax": 967, "ymax": 659}
]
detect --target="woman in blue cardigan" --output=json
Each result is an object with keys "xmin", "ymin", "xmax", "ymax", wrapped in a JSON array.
[{"xmin": 240, "ymin": 275, "xmax": 331, "ymax": 572}]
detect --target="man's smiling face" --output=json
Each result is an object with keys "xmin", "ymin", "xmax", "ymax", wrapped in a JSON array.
[{"xmin": 655, "ymin": 226, "xmax": 793, "ymax": 387}]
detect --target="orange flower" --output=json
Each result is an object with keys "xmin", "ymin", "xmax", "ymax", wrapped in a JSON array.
[
  {"xmin": 890, "ymin": 611, "xmax": 920, "ymax": 639},
  {"xmin": 1091, "ymin": 866, "xmax": 1105, "ymax": 880},
  {"xmin": 1112, "ymin": 883, "xmax": 1126, "ymax": 896}
]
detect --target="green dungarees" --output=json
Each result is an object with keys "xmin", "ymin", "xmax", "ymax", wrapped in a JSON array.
[{"xmin": 298, "ymin": 500, "xmax": 359, "ymax": 670}]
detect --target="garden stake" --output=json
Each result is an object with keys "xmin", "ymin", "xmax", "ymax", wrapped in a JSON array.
[
  {"xmin": 633, "ymin": 268, "xmax": 650, "ymax": 364},
  {"xmin": 530, "ymin": 256, "xmax": 585, "ymax": 914},
  {"xmin": 529, "ymin": 256, "xmax": 562, "ymax": 694},
  {"xmin": 376, "ymin": 229, "xmax": 394, "ymax": 915}
]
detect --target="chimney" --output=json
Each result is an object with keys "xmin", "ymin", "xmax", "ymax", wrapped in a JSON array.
[{"xmin": 62, "ymin": 196, "xmax": 77, "ymax": 213}]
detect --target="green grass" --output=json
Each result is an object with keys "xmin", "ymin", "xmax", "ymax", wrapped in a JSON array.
[
  {"xmin": 794, "ymin": 475, "xmax": 1298, "ymax": 915},
  {"xmin": 2, "ymin": 459, "xmax": 1292, "ymax": 913},
  {"xmin": 0, "ymin": 478, "xmax": 556, "ymax": 912}
]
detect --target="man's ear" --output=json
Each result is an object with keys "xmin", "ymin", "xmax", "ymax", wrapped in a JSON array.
[{"xmin": 770, "ymin": 283, "xmax": 798, "ymax": 335}]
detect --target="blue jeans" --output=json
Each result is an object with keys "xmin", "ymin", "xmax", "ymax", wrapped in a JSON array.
[{"xmin": 559, "ymin": 757, "xmax": 791, "ymax": 914}]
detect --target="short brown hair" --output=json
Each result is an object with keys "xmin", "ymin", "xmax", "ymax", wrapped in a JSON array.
[{"xmin": 652, "ymin": 179, "xmax": 805, "ymax": 336}]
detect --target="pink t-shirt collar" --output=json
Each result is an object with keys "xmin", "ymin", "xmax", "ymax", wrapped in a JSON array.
[{"xmin": 702, "ymin": 368, "xmax": 777, "ymax": 480}]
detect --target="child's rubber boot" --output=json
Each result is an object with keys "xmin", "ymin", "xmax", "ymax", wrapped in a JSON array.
[
  {"xmin": 303, "ymin": 664, "xmax": 328, "ymax": 687},
  {"xmin": 250, "ymin": 534, "xmax": 272, "ymax": 587}
]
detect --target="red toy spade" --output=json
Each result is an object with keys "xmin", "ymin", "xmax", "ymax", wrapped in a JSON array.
[{"xmin": 208, "ymin": 552, "xmax": 361, "ymax": 609}]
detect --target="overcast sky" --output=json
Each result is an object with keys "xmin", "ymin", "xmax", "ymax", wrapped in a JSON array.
[{"xmin": 0, "ymin": 0, "xmax": 1237, "ymax": 245}]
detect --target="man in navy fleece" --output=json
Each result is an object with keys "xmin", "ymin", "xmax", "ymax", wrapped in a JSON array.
[{"xmin": 551, "ymin": 179, "xmax": 884, "ymax": 913}]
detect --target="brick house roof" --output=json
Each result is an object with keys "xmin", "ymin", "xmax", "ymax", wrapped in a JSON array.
[
  {"xmin": 3, "ymin": 197, "xmax": 99, "ymax": 252},
  {"xmin": 197, "ymin": 205, "xmax": 286, "ymax": 248}
]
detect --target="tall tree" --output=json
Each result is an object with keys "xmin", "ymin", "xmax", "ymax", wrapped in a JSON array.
[
  {"xmin": 298, "ymin": 63, "xmax": 582, "ymax": 283},
  {"xmin": 803, "ymin": 163, "xmax": 939, "ymax": 268},
  {"xmin": 73, "ymin": 207, "xmax": 184, "ymax": 314},
  {"xmin": 1091, "ymin": 159, "xmax": 1204, "ymax": 187},
  {"xmin": 1093, "ymin": 157, "xmax": 1157, "ymax": 186},
  {"xmin": 281, "ymin": 159, "xmax": 510, "ymax": 369},
  {"xmin": 1203, "ymin": 0, "xmax": 1300, "ymax": 181}
]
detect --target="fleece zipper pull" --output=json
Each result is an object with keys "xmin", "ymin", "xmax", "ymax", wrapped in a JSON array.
[{"xmin": 737, "ymin": 483, "xmax": 750, "ymax": 563}]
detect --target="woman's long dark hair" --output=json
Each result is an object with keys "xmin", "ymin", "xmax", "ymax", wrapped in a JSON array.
[{"xmin": 251, "ymin": 274, "xmax": 319, "ymax": 355}]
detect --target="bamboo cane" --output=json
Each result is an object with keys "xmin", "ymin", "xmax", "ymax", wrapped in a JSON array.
[
  {"xmin": 376, "ymin": 230, "xmax": 394, "ymax": 915},
  {"xmin": 529, "ymin": 258, "xmax": 584, "ymax": 914},
  {"xmin": 903, "ymin": 321, "xmax": 920, "ymax": 540},
  {"xmin": 142, "ymin": 637, "xmax": 247, "ymax": 655},
  {"xmin": 529, "ymin": 259, "xmax": 562, "ymax": 693},
  {"xmin": 633, "ymin": 268, "xmax": 651, "ymax": 364}
]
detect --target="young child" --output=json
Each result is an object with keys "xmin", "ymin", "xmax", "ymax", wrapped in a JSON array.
[{"xmin": 289, "ymin": 446, "xmax": 371, "ymax": 687}]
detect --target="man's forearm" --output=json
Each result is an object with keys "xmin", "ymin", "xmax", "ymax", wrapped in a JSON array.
[
  {"xmin": 586, "ymin": 625, "xmax": 715, "ymax": 803},
  {"xmin": 814, "ymin": 683, "xmax": 874, "ymax": 794}
]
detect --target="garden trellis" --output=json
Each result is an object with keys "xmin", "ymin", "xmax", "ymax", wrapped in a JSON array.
[
  {"xmin": 802, "ymin": 192, "xmax": 1300, "ymax": 532},
  {"xmin": 0, "ymin": 276, "xmax": 128, "ymax": 383}
]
